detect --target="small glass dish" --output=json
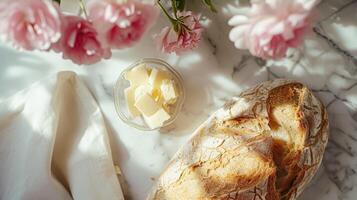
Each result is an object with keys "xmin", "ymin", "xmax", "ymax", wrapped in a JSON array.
[{"xmin": 113, "ymin": 58, "xmax": 185, "ymax": 131}]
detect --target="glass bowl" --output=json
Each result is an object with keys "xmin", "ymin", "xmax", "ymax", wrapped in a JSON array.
[{"xmin": 113, "ymin": 58, "xmax": 185, "ymax": 131}]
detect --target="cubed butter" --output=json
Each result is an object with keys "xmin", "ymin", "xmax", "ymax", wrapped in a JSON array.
[
  {"xmin": 149, "ymin": 68, "xmax": 171, "ymax": 89},
  {"xmin": 160, "ymin": 79, "xmax": 177, "ymax": 103},
  {"xmin": 135, "ymin": 85, "xmax": 152, "ymax": 101},
  {"xmin": 124, "ymin": 64, "xmax": 149, "ymax": 86},
  {"xmin": 134, "ymin": 93, "xmax": 160, "ymax": 116},
  {"xmin": 123, "ymin": 64, "xmax": 180, "ymax": 127},
  {"xmin": 124, "ymin": 86, "xmax": 140, "ymax": 116},
  {"xmin": 143, "ymin": 108, "xmax": 171, "ymax": 129}
]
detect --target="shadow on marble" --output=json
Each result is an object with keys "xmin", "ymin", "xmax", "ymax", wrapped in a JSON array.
[
  {"xmin": 264, "ymin": 35, "xmax": 350, "ymax": 91},
  {"xmin": 315, "ymin": 0, "xmax": 357, "ymax": 75},
  {"xmin": 160, "ymin": 51, "xmax": 244, "ymax": 136}
]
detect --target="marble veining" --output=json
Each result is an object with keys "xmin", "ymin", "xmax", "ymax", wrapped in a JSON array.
[{"xmin": 0, "ymin": 0, "xmax": 357, "ymax": 200}]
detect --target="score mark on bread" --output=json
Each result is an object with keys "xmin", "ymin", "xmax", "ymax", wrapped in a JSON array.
[{"xmin": 148, "ymin": 80, "xmax": 329, "ymax": 200}]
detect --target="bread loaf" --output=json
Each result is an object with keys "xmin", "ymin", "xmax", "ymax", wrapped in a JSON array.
[{"xmin": 147, "ymin": 79, "xmax": 329, "ymax": 200}]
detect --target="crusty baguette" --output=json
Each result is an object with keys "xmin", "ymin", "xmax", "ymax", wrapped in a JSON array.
[{"xmin": 147, "ymin": 79, "xmax": 329, "ymax": 200}]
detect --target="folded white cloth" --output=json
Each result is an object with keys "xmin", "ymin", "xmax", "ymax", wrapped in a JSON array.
[{"xmin": 0, "ymin": 71, "xmax": 124, "ymax": 200}]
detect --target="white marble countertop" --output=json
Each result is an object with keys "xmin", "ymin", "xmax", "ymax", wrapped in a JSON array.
[{"xmin": 1, "ymin": 0, "xmax": 357, "ymax": 199}]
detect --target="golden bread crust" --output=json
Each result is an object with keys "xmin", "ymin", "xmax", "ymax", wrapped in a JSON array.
[{"xmin": 148, "ymin": 79, "xmax": 329, "ymax": 200}]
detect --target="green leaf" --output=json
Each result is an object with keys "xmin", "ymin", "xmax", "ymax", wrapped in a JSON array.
[
  {"xmin": 53, "ymin": 0, "xmax": 61, "ymax": 5},
  {"xmin": 202, "ymin": 0, "xmax": 217, "ymax": 12},
  {"xmin": 174, "ymin": 0, "xmax": 185, "ymax": 12}
]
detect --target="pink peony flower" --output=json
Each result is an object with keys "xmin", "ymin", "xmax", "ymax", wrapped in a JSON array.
[
  {"xmin": 229, "ymin": 0, "xmax": 319, "ymax": 60},
  {"xmin": 52, "ymin": 15, "xmax": 111, "ymax": 65},
  {"xmin": 155, "ymin": 11, "xmax": 202, "ymax": 54},
  {"xmin": 0, "ymin": 0, "xmax": 62, "ymax": 51},
  {"xmin": 88, "ymin": 0, "xmax": 159, "ymax": 49}
]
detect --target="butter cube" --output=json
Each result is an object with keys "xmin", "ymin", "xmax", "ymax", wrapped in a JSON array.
[
  {"xmin": 160, "ymin": 79, "xmax": 177, "ymax": 103},
  {"xmin": 124, "ymin": 86, "xmax": 140, "ymax": 116},
  {"xmin": 143, "ymin": 108, "xmax": 171, "ymax": 129},
  {"xmin": 135, "ymin": 85, "xmax": 152, "ymax": 101},
  {"xmin": 124, "ymin": 64, "xmax": 149, "ymax": 86},
  {"xmin": 134, "ymin": 93, "xmax": 160, "ymax": 116},
  {"xmin": 149, "ymin": 68, "xmax": 171, "ymax": 89}
]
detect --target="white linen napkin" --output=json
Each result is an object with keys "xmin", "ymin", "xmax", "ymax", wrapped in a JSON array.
[{"xmin": 0, "ymin": 71, "xmax": 124, "ymax": 200}]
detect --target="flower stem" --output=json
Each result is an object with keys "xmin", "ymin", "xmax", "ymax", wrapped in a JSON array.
[
  {"xmin": 157, "ymin": 0, "xmax": 176, "ymax": 25},
  {"xmin": 170, "ymin": 0, "xmax": 178, "ymax": 19},
  {"xmin": 78, "ymin": 0, "xmax": 88, "ymax": 19}
]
